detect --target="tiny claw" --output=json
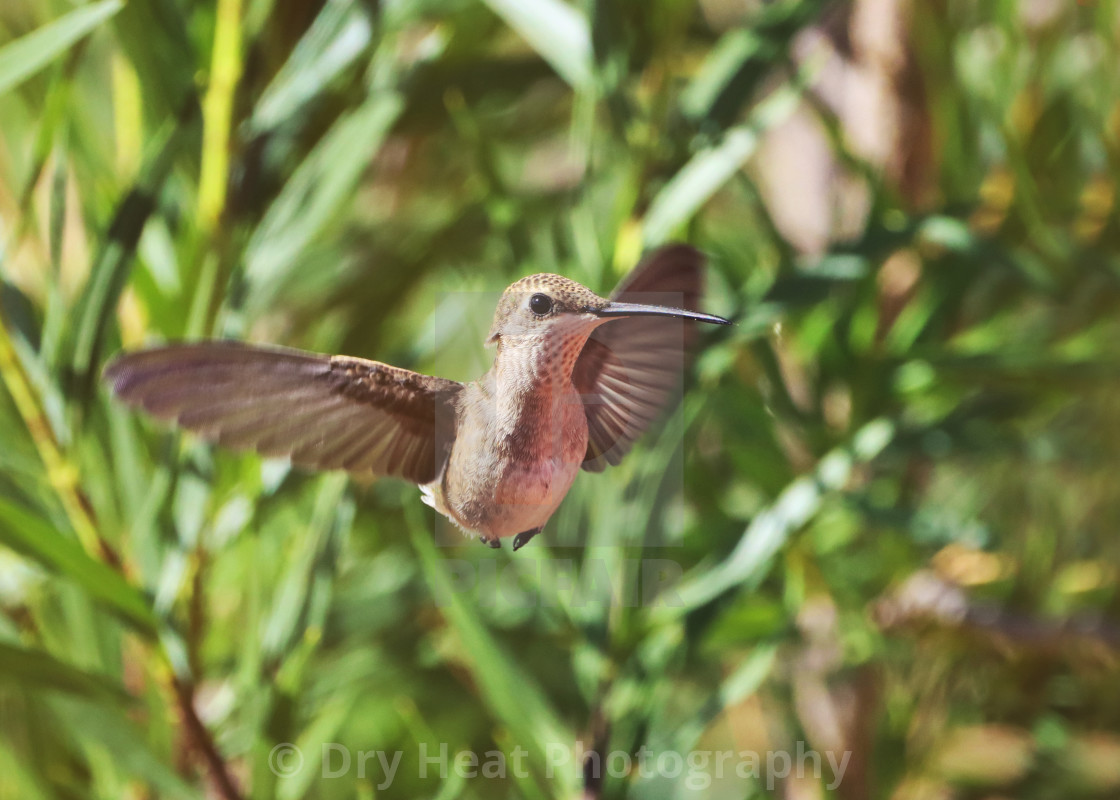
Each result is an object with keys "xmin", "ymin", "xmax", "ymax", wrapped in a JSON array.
[
  {"xmin": 512, "ymin": 529, "xmax": 541, "ymax": 551},
  {"xmin": 480, "ymin": 536, "xmax": 501, "ymax": 549}
]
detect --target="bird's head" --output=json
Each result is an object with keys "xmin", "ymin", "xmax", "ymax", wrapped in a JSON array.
[
  {"xmin": 486, "ymin": 272, "xmax": 730, "ymax": 382},
  {"xmin": 488, "ymin": 273, "xmax": 729, "ymax": 346}
]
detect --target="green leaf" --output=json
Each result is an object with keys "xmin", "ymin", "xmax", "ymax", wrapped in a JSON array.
[
  {"xmin": 647, "ymin": 644, "xmax": 777, "ymax": 755},
  {"xmin": 680, "ymin": 0, "xmax": 828, "ymax": 131},
  {"xmin": 0, "ymin": 0, "xmax": 124, "ymax": 96},
  {"xmin": 250, "ymin": 0, "xmax": 373, "ymax": 132},
  {"xmin": 53, "ymin": 697, "xmax": 201, "ymax": 800},
  {"xmin": 680, "ymin": 28, "xmax": 771, "ymax": 123},
  {"xmin": 480, "ymin": 0, "xmax": 592, "ymax": 90},
  {"xmin": 0, "ymin": 640, "xmax": 131, "ymax": 702},
  {"xmin": 0, "ymin": 498, "xmax": 159, "ymax": 635},
  {"xmin": 409, "ymin": 524, "xmax": 577, "ymax": 798},
  {"xmin": 69, "ymin": 102, "xmax": 198, "ymax": 386},
  {"xmin": 660, "ymin": 419, "xmax": 896, "ymax": 616},
  {"xmin": 0, "ymin": 741, "xmax": 53, "ymax": 800},
  {"xmin": 643, "ymin": 78, "xmax": 804, "ymax": 245},
  {"xmin": 243, "ymin": 91, "xmax": 404, "ymax": 313}
]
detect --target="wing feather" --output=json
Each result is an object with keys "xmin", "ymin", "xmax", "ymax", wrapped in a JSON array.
[
  {"xmin": 105, "ymin": 341, "xmax": 462, "ymax": 485},
  {"xmin": 573, "ymin": 244, "xmax": 706, "ymax": 472}
]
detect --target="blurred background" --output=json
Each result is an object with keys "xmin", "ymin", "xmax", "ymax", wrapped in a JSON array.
[{"xmin": 1, "ymin": 0, "xmax": 1119, "ymax": 798}]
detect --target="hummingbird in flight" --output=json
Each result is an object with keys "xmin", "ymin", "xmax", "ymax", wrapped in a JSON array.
[{"xmin": 105, "ymin": 244, "xmax": 730, "ymax": 551}]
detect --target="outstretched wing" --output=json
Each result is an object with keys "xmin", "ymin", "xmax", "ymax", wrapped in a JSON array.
[
  {"xmin": 572, "ymin": 244, "xmax": 706, "ymax": 472},
  {"xmin": 104, "ymin": 342, "xmax": 462, "ymax": 485}
]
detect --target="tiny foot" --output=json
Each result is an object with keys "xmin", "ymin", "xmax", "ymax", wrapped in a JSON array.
[
  {"xmin": 512, "ymin": 528, "xmax": 541, "ymax": 552},
  {"xmin": 480, "ymin": 536, "xmax": 501, "ymax": 549}
]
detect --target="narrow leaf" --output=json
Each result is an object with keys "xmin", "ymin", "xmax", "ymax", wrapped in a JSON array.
[
  {"xmin": 243, "ymin": 91, "xmax": 403, "ymax": 312},
  {"xmin": 661, "ymin": 419, "xmax": 896, "ymax": 615},
  {"xmin": 250, "ymin": 0, "xmax": 372, "ymax": 132},
  {"xmin": 0, "ymin": 641, "xmax": 131, "ymax": 702},
  {"xmin": 0, "ymin": 498, "xmax": 159, "ymax": 635},
  {"xmin": 409, "ymin": 525, "xmax": 578, "ymax": 797},
  {"xmin": 53, "ymin": 697, "xmax": 201, "ymax": 800},
  {"xmin": 70, "ymin": 102, "xmax": 198, "ymax": 386},
  {"xmin": 648, "ymin": 644, "xmax": 777, "ymax": 755},
  {"xmin": 0, "ymin": 0, "xmax": 124, "ymax": 96},
  {"xmin": 480, "ymin": 0, "xmax": 592, "ymax": 90},
  {"xmin": 643, "ymin": 80, "xmax": 803, "ymax": 246}
]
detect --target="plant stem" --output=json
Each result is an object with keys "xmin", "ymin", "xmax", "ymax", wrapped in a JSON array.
[{"xmin": 0, "ymin": 313, "xmax": 120, "ymax": 566}]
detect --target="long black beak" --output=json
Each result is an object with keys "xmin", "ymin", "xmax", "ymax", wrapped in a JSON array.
[{"xmin": 594, "ymin": 301, "xmax": 731, "ymax": 326}]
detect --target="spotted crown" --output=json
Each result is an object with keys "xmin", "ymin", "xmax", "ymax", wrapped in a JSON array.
[{"xmin": 497, "ymin": 273, "xmax": 604, "ymax": 316}]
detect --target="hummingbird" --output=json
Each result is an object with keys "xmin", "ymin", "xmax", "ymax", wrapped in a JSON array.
[{"xmin": 105, "ymin": 244, "xmax": 730, "ymax": 551}]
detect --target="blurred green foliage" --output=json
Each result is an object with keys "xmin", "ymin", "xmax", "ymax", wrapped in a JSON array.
[{"xmin": 1, "ymin": 0, "xmax": 1118, "ymax": 798}]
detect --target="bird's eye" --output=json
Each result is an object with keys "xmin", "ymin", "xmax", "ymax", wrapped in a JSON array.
[{"xmin": 529, "ymin": 293, "xmax": 554, "ymax": 316}]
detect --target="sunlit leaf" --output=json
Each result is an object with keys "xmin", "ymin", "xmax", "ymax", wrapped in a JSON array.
[
  {"xmin": 644, "ymin": 78, "xmax": 805, "ymax": 245},
  {"xmin": 0, "ymin": 0, "xmax": 123, "ymax": 96},
  {"xmin": 250, "ymin": 0, "xmax": 373, "ymax": 132},
  {"xmin": 0, "ymin": 498, "xmax": 159, "ymax": 635},
  {"xmin": 661, "ymin": 419, "xmax": 896, "ymax": 615},
  {"xmin": 243, "ymin": 91, "xmax": 404, "ymax": 313},
  {"xmin": 480, "ymin": 0, "xmax": 592, "ymax": 90},
  {"xmin": 409, "ymin": 524, "xmax": 578, "ymax": 798}
]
